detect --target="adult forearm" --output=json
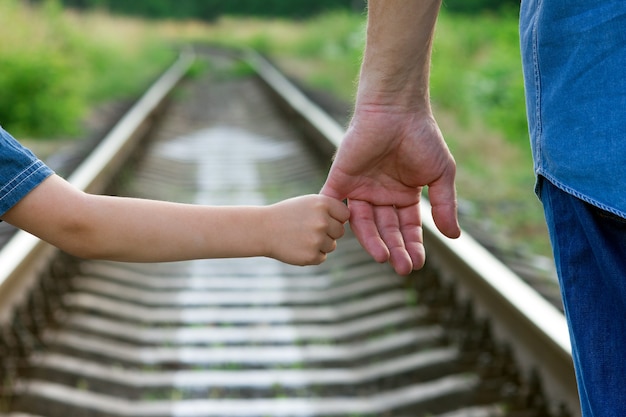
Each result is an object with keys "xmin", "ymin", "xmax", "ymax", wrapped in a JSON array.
[{"xmin": 357, "ymin": 0, "xmax": 442, "ymax": 109}]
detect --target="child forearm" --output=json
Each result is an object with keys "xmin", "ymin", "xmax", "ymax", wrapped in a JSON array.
[{"xmin": 74, "ymin": 196, "xmax": 272, "ymax": 262}]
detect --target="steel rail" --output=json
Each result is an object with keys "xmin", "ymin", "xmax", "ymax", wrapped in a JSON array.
[
  {"xmin": 0, "ymin": 46, "xmax": 579, "ymax": 415},
  {"xmin": 0, "ymin": 50, "xmax": 195, "ymax": 324},
  {"xmin": 246, "ymin": 50, "xmax": 581, "ymax": 416}
]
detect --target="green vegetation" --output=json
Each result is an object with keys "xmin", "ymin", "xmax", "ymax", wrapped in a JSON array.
[
  {"xmin": 0, "ymin": 3, "xmax": 551, "ymax": 257},
  {"xmin": 175, "ymin": 9, "xmax": 529, "ymax": 150},
  {"xmin": 0, "ymin": 0, "xmax": 174, "ymax": 138},
  {"xmin": 36, "ymin": 0, "xmax": 520, "ymax": 20},
  {"xmin": 432, "ymin": 9, "xmax": 527, "ymax": 149},
  {"xmin": 49, "ymin": 0, "xmax": 362, "ymax": 20},
  {"xmin": 168, "ymin": 11, "xmax": 366, "ymax": 101},
  {"xmin": 172, "ymin": 9, "xmax": 550, "ymax": 257},
  {"xmin": 430, "ymin": 11, "xmax": 551, "ymax": 258},
  {"xmin": 443, "ymin": 0, "xmax": 519, "ymax": 14}
]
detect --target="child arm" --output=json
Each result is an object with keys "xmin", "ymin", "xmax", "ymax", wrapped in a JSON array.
[{"xmin": 1, "ymin": 174, "xmax": 349, "ymax": 265}]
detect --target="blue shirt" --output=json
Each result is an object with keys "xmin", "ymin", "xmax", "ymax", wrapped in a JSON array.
[
  {"xmin": 520, "ymin": 0, "xmax": 626, "ymax": 217},
  {"xmin": 0, "ymin": 127, "xmax": 54, "ymax": 217}
]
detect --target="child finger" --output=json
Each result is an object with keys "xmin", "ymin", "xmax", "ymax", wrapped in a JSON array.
[{"xmin": 326, "ymin": 218, "xmax": 346, "ymax": 239}]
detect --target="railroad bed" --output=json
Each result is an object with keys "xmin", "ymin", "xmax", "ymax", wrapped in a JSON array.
[{"xmin": 0, "ymin": 49, "xmax": 578, "ymax": 417}]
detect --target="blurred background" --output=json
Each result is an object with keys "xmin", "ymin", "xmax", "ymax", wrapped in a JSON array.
[{"xmin": 0, "ymin": 0, "xmax": 551, "ymax": 266}]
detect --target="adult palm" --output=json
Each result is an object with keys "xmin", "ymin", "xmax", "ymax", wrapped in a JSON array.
[{"xmin": 321, "ymin": 105, "xmax": 460, "ymax": 275}]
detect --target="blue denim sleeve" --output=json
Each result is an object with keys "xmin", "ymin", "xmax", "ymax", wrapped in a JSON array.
[{"xmin": 0, "ymin": 127, "xmax": 54, "ymax": 217}]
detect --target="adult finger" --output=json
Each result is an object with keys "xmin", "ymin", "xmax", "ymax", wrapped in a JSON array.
[
  {"xmin": 397, "ymin": 204, "xmax": 425, "ymax": 270},
  {"xmin": 374, "ymin": 205, "xmax": 413, "ymax": 275},
  {"xmin": 348, "ymin": 199, "xmax": 390, "ymax": 264},
  {"xmin": 428, "ymin": 169, "xmax": 461, "ymax": 239}
]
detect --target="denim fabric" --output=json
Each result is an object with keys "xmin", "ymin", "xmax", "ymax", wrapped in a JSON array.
[
  {"xmin": 540, "ymin": 177, "xmax": 626, "ymax": 416},
  {"xmin": 520, "ymin": 0, "xmax": 626, "ymax": 218},
  {"xmin": 0, "ymin": 127, "xmax": 54, "ymax": 217}
]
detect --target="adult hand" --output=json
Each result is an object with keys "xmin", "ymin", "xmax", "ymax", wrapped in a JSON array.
[{"xmin": 320, "ymin": 104, "xmax": 460, "ymax": 275}]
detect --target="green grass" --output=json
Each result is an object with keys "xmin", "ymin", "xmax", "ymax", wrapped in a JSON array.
[
  {"xmin": 0, "ymin": 4, "xmax": 552, "ymax": 258},
  {"xmin": 172, "ymin": 9, "xmax": 550, "ymax": 257},
  {"xmin": 432, "ymin": 9, "xmax": 528, "ymax": 149},
  {"xmin": 0, "ymin": 0, "xmax": 175, "ymax": 138},
  {"xmin": 430, "ymin": 11, "xmax": 551, "ymax": 257},
  {"xmin": 161, "ymin": 11, "xmax": 366, "ymax": 100}
]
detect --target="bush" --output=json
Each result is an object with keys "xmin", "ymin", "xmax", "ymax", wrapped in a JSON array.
[
  {"xmin": 0, "ymin": 0, "xmax": 174, "ymax": 138},
  {"xmin": 0, "ymin": 1, "xmax": 84, "ymax": 136},
  {"xmin": 430, "ymin": 10, "xmax": 528, "ymax": 148},
  {"xmin": 40, "ymin": 0, "xmax": 362, "ymax": 20},
  {"xmin": 442, "ymin": 0, "xmax": 519, "ymax": 14},
  {"xmin": 0, "ymin": 48, "xmax": 86, "ymax": 137}
]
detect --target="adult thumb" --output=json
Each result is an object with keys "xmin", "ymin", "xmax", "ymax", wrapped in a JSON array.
[
  {"xmin": 319, "ymin": 177, "xmax": 346, "ymax": 201},
  {"xmin": 427, "ymin": 175, "xmax": 461, "ymax": 239}
]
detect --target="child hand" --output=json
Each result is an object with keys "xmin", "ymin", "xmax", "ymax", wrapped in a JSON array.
[{"xmin": 265, "ymin": 194, "xmax": 350, "ymax": 266}]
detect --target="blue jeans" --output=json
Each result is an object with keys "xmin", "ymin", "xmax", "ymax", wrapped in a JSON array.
[{"xmin": 540, "ymin": 178, "xmax": 626, "ymax": 416}]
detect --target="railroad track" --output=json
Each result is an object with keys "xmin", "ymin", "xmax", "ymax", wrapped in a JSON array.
[{"xmin": 0, "ymin": 47, "xmax": 580, "ymax": 417}]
